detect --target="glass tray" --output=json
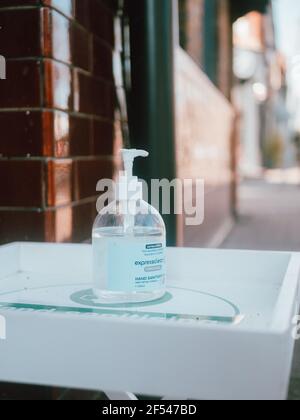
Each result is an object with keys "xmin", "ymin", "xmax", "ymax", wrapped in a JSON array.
[{"xmin": 0, "ymin": 272, "xmax": 243, "ymax": 325}]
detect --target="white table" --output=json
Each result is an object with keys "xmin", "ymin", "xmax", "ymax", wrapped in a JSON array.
[{"xmin": 0, "ymin": 243, "xmax": 299, "ymax": 400}]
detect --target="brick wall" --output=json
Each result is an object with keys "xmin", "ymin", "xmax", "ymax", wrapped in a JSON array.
[
  {"xmin": 217, "ymin": 0, "xmax": 232, "ymax": 99},
  {"xmin": 175, "ymin": 48, "xmax": 235, "ymax": 248},
  {"xmin": 178, "ymin": 0, "xmax": 233, "ymax": 98},
  {"xmin": 0, "ymin": 0, "xmax": 120, "ymax": 244},
  {"xmin": 179, "ymin": 0, "xmax": 205, "ymax": 66}
]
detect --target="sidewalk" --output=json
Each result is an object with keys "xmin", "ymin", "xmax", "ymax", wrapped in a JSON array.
[
  {"xmin": 221, "ymin": 179, "xmax": 300, "ymax": 399},
  {"xmin": 222, "ymin": 179, "xmax": 300, "ymax": 252}
]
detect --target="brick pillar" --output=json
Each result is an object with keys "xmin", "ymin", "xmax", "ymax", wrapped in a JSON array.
[
  {"xmin": 0, "ymin": 0, "xmax": 119, "ymax": 244},
  {"xmin": 217, "ymin": 0, "xmax": 233, "ymax": 99},
  {"xmin": 179, "ymin": 0, "xmax": 205, "ymax": 67}
]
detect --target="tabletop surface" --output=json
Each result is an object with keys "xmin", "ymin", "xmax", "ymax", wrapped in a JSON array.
[
  {"xmin": 0, "ymin": 242, "xmax": 298, "ymax": 331},
  {"xmin": 0, "ymin": 243, "xmax": 299, "ymax": 400}
]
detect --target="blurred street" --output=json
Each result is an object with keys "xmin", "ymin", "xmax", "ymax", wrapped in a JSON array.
[{"xmin": 222, "ymin": 174, "xmax": 300, "ymax": 252}]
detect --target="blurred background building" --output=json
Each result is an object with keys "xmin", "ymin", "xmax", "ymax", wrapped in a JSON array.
[
  {"xmin": 1, "ymin": 0, "xmax": 300, "ymax": 400},
  {"xmin": 1, "ymin": 0, "xmax": 292, "ymax": 250},
  {"xmin": 233, "ymin": 6, "xmax": 291, "ymax": 176}
]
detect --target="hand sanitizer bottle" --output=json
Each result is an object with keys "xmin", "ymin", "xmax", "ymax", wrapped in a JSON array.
[{"xmin": 92, "ymin": 149, "xmax": 167, "ymax": 304}]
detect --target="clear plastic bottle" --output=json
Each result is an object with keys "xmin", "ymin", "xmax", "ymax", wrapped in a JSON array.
[{"xmin": 92, "ymin": 150, "xmax": 167, "ymax": 304}]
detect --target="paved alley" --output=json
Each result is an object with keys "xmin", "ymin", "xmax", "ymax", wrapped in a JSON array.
[{"xmin": 222, "ymin": 179, "xmax": 300, "ymax": 252}]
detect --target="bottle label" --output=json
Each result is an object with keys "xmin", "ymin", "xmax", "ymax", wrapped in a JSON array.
[{"xmin": 107, "ymin": 239, "xmax": 166, "ymax": 292}]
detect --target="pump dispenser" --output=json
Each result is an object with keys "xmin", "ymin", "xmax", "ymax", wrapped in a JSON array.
[
  {"xmin": 116, "ymin": 149, "xmax": 148, "ymax": 202},
  {"xmin": 92, "ymin": 149, "xmax": 166, "ymax": 304}
]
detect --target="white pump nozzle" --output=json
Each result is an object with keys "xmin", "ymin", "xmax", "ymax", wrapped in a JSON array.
[
  {"xmin": 121, "ymin": 149, "xmax": 149, "ymax": 177},
  {"xmin": 116, "ymin": 149, "xmax": 149, "ymax": 202}
]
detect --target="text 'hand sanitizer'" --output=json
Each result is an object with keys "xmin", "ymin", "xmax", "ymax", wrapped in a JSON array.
[{"xmin": 92, "ymin": 149, "xmax": 167, "ymax": 304}]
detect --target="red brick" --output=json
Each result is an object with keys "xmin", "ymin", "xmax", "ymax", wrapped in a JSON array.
[
  {"xmin": 45, "ymin": 205, "xmax": 73, "ymax": 242},
  {"xmin": 179, "ymin": 0, "xmax": 205, "ymax": 66},
  {"xmin": 42, "ymin": 7, "xmax": 71, "ymax": 63},
  {"xmin": 74, "ymin": 0, "xmax": 90, "ymax": 30},
  {"xmin": 92, "ymin": 79, "xmax": 115, "ymax": 119},
  {"xmin": 90, "ymin": 0, "xmax": 114, "ymax": 46},
  {"xmin": 68, "ymin": 115, "xmax": 93, "ymax": 156},
  {"xmin": 0, "ymin": 0, "xmax": 40, "ymax": 6},
  {"xmin": 93, "ymin": 119, "xmax": 114, "ymax": 156},
  {"xmin": 74, "ymin": 158, "xmax": 114, "ymax": 201},
  {"xmin": 0, "ymin": 160, "xmax": 44, "ymax": 207},
  {"xmin": 47, "ymin": 159, "xmax": 73, "ymax": 207},
  {"xmin": 92, "ymin": 37, "xmax": 113, "ymax": 80},
  {"xmin": 72, "ymin": 21, "xmax": 91, "ymax": 71},
  {"xmin": 46, "ymin": 112, "xmax": 93, "ymax": 158},
  {"xmin": 47, "ymin": 157, "xmax": 113, "ymax": 208},
  {"xmin": 40, "ymin": 111, "xmax": 93, "ymax": 158},
  {"xmin": 43, "ymin": 8, "xmax": 91, "ymax": 71},
  {"xmin": 0, "ymin": 111, "xmax": 43, "ymax": 157},
  {"xmin": 44, "ymin": 59, "xmax": 73, "ymax": 111},
  {"xmin": 0, "ymin": 60, "xmax": 42, "ymax": 108},
  {"xmin": 101, "ymin": 0, "xmax": 118, "ymax": 13},
  {"xmin": 42, "ymin": 0, "xmax": 74, "ymax": 19},
  {"xmin": 42, "ymin": 111, "xmax": 55, "ymax": 156},
  {"xmin": 71, "ymin": 201, "xmax": 94, "ymax": 242},
  {"xmin": 0, "ymin": 210, "xmax": 46, "ymax": 245},
  {"xmin": 0, "ymin": 8, "xmax": 42, "ymax": 58},
  {"xmin": 73, "ymin": 70, "xmax": 93, "ymax": 114},
  {"xmin": 75, "ymin": 76, "xmax": 114, "ymax": 119},
  {"xmin": 45, "ymin": 202, "xmax": 94, "ymax": 243},
  {"xmin": 0, "ymin": 0, "xmax": 118, "ymax": 249},
  {"xmin": 0, "ymin": 203, "xmax": 93, "ymax": 245}
]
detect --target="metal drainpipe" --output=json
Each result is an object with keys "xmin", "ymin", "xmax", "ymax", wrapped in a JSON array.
[{"xmin": 127, "ymin": 0, "xmax": 177, "ymax": 246}]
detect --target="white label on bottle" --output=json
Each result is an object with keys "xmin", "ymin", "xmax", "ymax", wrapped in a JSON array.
[{"xmin": 107, "ymin": 239, "xmax": 166, "ymax": 292}]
